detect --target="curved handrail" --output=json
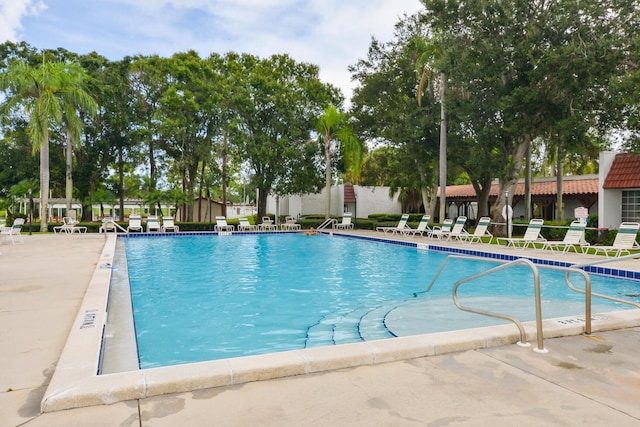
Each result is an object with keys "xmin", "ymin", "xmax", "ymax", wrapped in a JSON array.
[
  {"xmin": 451, "ymin": 258, "xmax": 545, "ymax": 352},
  {"xmin": 426, "ymin": 254, "xmax": 608, "ymax": 353},
  {"xmin": 317, "ymin": 218, "xmax": 337, "ymax": 230}
]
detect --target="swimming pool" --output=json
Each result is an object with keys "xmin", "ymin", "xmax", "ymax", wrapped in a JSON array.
[{"xmin": 123, "ymin": 233, "xmax": 639, "ymax": 369}]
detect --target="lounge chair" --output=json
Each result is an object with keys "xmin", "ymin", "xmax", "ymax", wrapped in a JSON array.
[
  {"xmin": 333, "ymin": 212, "xmax": 354, "ymax": 230},
  {"xmin": 461, "ymin": 217, "xmax": 493, "ymax": 244},
  {"xmin": 126, "ymin": 215, "xmax": 143, "ymax": 232},
  {"xmin": 238, "ymin": 218, "xmax": 257, "ymax": 231},
  {"xmin": 161, "ymin": 216, "xmax": 179, "ymax": 232},
  {"xmin": 542, "ymin": 220, "xmax": 590, "ymax": 254},
  {"xmin": 592, "ymin": 222, "xmax": 640, "ymax": 257},
  {"xmin": 214, "ymin": 216, "xmax": 235, "ymax": 231},
  {"xmin": 376, "ymin": 214, "xmax": 410, "ymax": 234},
  {"xmin": 54, "ymin": 216, "xmax": 87, "ymax": 234},
  {"xmin": 146, "ymin": 215, "xmax": 161, "ymax": 232},
  {"xmin": 259, "ymin": 216, "xmax": 276, "ymax": 231},
  {"xmin": 497, "ymin": 218, "xmax": 547, "ymax": 249},
  {"xmin": 0, "ymin": 218, "xmax": 25, "ymax": 244},
  {"xmin": 428, "ymin": 219, "xmax": 453, "ymax": 240},
  {"xmin": 99, "ymin": 217, "xmax": 118, "ymax": 233},
  {"xmin": 403, "ymin": 215, "xmax": 431, "ymax": 237},
  {"xmin": 445, "ymin": 216, "xmax": 468, "ymax": 241},
  {"xmin": 280, "ymin": 215, "xmax": 301, "ymax": 230}
]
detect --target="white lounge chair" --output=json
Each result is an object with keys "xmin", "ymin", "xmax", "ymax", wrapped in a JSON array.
[
  {"xmin": 126, "ymin": 215, "xmax": 143, "ymax": 232},
  {"xmin": 238, "ymin": 218, "xmax": 257, "ymax": 231},
  {"xmin": 461, "ymin": 217, "xmax": 493, "ymax": 244},
  {"xmin": 0, "ymin": 218, "xmax": 25, "ymax": 244},
  {"xmin": 146, "ymin": 215, "xmax": 161, "ymax": 232},
  {"xmin": 404, "ymin": 215, "xmax": 431, "ymax": 237},
  {"xmin": 592, "ymin": 222, "xmax": 640, "ymax": 257},
  {"xmin": 281, "ymin": 215, "xmax": 301, "ymax": 230},
  {"xmin": 542, "ymin": 220, "xmax": 590, "ymax": 254},
  {"xmin": 376, "ymin": 214, "xmax": 410, "ymax": 234},
  {"xmin": 445, "ymin": 216, "xmax": 468, "ymax": 241},
  {"xmin": 214, "ymin": 216, "xmax": 235, "ymax": 231},
  {"xmin": 161, "ymin": 216, "xmax": 179, "ymax": 232},
  {"xmin": 54, "ymin": 216, "xmax": 86, "ymax": 234},
  {"xmin": 259, "ymin": 216, "xmax": 276, "ymax": 231},
  {"xmin": 99, "ymin": 217, "xmax": 118, "ymax": 233},
  {"xmin": 333, "ymin": 212, "xmax": 354, "ymax": 230},
  {"xmin": 428, "ymin": 219, "xmax": 453, "ymax": 240},
  {"xmin": 497, "ymin": 218, "xmax": 547, "ymax": 249}
]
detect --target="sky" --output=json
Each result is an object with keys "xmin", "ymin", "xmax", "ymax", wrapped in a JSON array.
[{"xmin": 1, "ymin": 0, "xmax": 424, "ymax": 102}]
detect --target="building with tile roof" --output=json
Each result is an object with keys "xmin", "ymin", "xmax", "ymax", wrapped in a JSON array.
[{"xmin": 599, "ymin": 151, "xmax": 640, "ymax": 228}]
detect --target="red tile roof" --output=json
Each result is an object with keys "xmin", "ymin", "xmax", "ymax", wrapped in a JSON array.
[
  {"xmin": 442, "ymin": 175, "xmax": 599, "ymax": 199},
  {"xmin": 603, "ymin": 153, "xmax": 640, "ymax": 189}
]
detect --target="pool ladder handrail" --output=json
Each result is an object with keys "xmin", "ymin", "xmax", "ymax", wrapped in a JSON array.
[
  {"xmin": 426, "ymin": 256, "xmax": 597, "ymax": 353},
  {"xmin": 566, "ymin": 254, "xmax": 640, "ymax": 311},
  {"xmin": 317, "ymin": 218, "xmax": 337, "ymax": 230}
]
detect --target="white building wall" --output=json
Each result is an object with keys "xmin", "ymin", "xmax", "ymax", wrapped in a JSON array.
[
  {"xmin": 267, "ymin": 185, "xmax": 402, "ymax": 218},
  {"xmin": 599, "ymin": 151, "xmax": 621, "ymax": 229},
  {"xmin": 353, "ymin": 186, "xmax": 401, "ymax": 217}
]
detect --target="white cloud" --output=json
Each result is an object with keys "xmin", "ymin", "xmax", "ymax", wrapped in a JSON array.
[
  {"xmin": 16, "ymin": 0, "xmax": 423, "ymax": 101},
  {"xmin": 0, "ymin": 0, "xmax": 47, "ymax": 42}
]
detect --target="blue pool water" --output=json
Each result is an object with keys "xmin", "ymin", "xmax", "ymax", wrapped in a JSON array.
[{"xmin": 124, "ymin": 234, "xmax": 639, "ymax": 368}]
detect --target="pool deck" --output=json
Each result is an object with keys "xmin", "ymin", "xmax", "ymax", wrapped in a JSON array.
[{"xmin": 1, "ymin": 231, "xmax": 639, "ymax": 426}]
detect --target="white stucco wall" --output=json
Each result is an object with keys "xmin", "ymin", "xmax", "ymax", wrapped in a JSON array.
[
  {"xmin": 599, "ymin": 151, "xmax": 621, "ymax": 229},
  {"xmin": 267, "ymin": 185, "xmax": 402, "ymax": 218}
]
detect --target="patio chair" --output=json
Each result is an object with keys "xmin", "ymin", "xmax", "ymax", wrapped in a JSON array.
[
  {"xmin": 333, "ymin": 212, "xmax": 354, "ymax": 230},
  {"xmin": 445, "ymin": 216, "xmax": 469, "ymax": 241},
  {"xmin": 146, "ymin": 215, "xmax": 161, "ymax": 232},
  {"xmin": 54, "ymin": 216, "xmax": 87, "ymax": 234},
  {"xmin": 259, "ymin": 216, "xmax": 276, "ymax": 231},
  {"xmin": 592, "ymin": 222, "xmax": 640, "ymax": 257},
  {"xmin": 403, "ymin": 215, "xmax": 431, "ymax": 237},
  {"xmin": 497, "ymin": 218, "xmax": 547, "ymax": 249},
  {"xmin": 281, "ymin": 215, "xmax": 301, "ymax": 231},
  {"xmin": 161, "ymin": 216, "xmax": 179, "ymax": 232},
  {"xmin": 0, "ymin": 218, "xmax": 25, "ymax": 244},
  {"xmin": 542, "ymin": 220, "xmax": 590, "ymax": 254},
  {"xmin": 126, "ymin": 214, "xmax": 143, "ymax": 232},
  {"xmin": 428, "ymin": 219, "xmax": 454, "ymax": 240},
  {"xmin": 461, "ymin": 217, "xmax": 493, "ymax": 244},
  {"xmin": 238, "ymin": 218, "xmax": 257, "ymax": 231},
  {"xmin": 99, "ymin": 217, "xmax": 118, "ymax": 233},
  {"xmin": 376, "ymin": 214, "xmax": 410, "ymax": 234},
  {"xmin": 214, "ymin": 216, "xmax": 235, "ymax": 231}
]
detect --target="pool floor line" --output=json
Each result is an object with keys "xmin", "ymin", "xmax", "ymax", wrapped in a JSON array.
[{"xmin": 40, "ymin": 232, "xmax": 640, "ymax": 412}]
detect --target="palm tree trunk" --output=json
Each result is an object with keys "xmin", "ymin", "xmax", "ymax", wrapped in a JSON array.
[
  {"xmin": 40, "ymin": 137, "xmax": 50, "ymax": 232},
  {"xmin": 324, "ymin": 134, "xmax": 332, "ymax": 219},
  {"xmin": 65, "ymin": 130, "xmax": 73, "ymax": 214},
  {"xmin": 438, "ymin": 74, "xmax": 447, "ymax": 221}
]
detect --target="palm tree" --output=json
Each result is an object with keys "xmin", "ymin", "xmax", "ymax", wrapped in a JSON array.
[
  {"xmin": 0, "ymin": 59, "xmax": 97, "ymax": 231},
  {"xmin": 316, "ymin": 106, "xmax": 362, "ymax": 219}
]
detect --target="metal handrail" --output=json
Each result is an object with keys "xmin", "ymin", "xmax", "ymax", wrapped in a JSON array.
[
  {"xmin": 317, "ymin": 218, "xmax": 337, "ymax": 230},
  {"xmin": 426, "ymin": 255, "xmax": 603, "ymax": 353},
  {"xmin": 566, "ymin": 254, "xmax": 640, "ymax": 313}
]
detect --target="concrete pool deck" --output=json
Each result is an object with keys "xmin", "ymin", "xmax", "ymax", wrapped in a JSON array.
[{"xmin": 1, "ymin": 231, "xmax": 639, "ymax": 426}]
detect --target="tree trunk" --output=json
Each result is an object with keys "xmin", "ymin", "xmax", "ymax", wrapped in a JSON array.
[
  {"xmin": 221, "ymin": 132, "xmax": 228, "ymax": 217},
  {"xmin": 438, "ymin": 74, "xmax": 447, "ymax": 222},
  {"xmin": 324, "ymin": 134, "xmax": 332, "ymax": 219},
  {"xmin": 556, "ymin": 145, "xmax": 564, "ymax": 221},
  {"xmin": 40, "ymin": 136, "xmax": 50, "ymax": 232},
  {"xmin": 65, "ymin": 130, "xmax": 73, "ymax": 214},
  {"xmin": 524, "ymin": 140, "xmax": 532, "ymax": 221},
  {"xmin": 257, "ymin": 186, "xmax": 268, "ymax": 221}
]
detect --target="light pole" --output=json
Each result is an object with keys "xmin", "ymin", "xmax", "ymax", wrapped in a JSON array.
[{"xmin": 505, "ymin": 190, "xmax": 511, "ymax": 239}]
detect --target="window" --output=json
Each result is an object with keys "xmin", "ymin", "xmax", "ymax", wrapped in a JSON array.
[{"xmin": 621, "ymin": 190, "xmax": 640, "ymax": 222}]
